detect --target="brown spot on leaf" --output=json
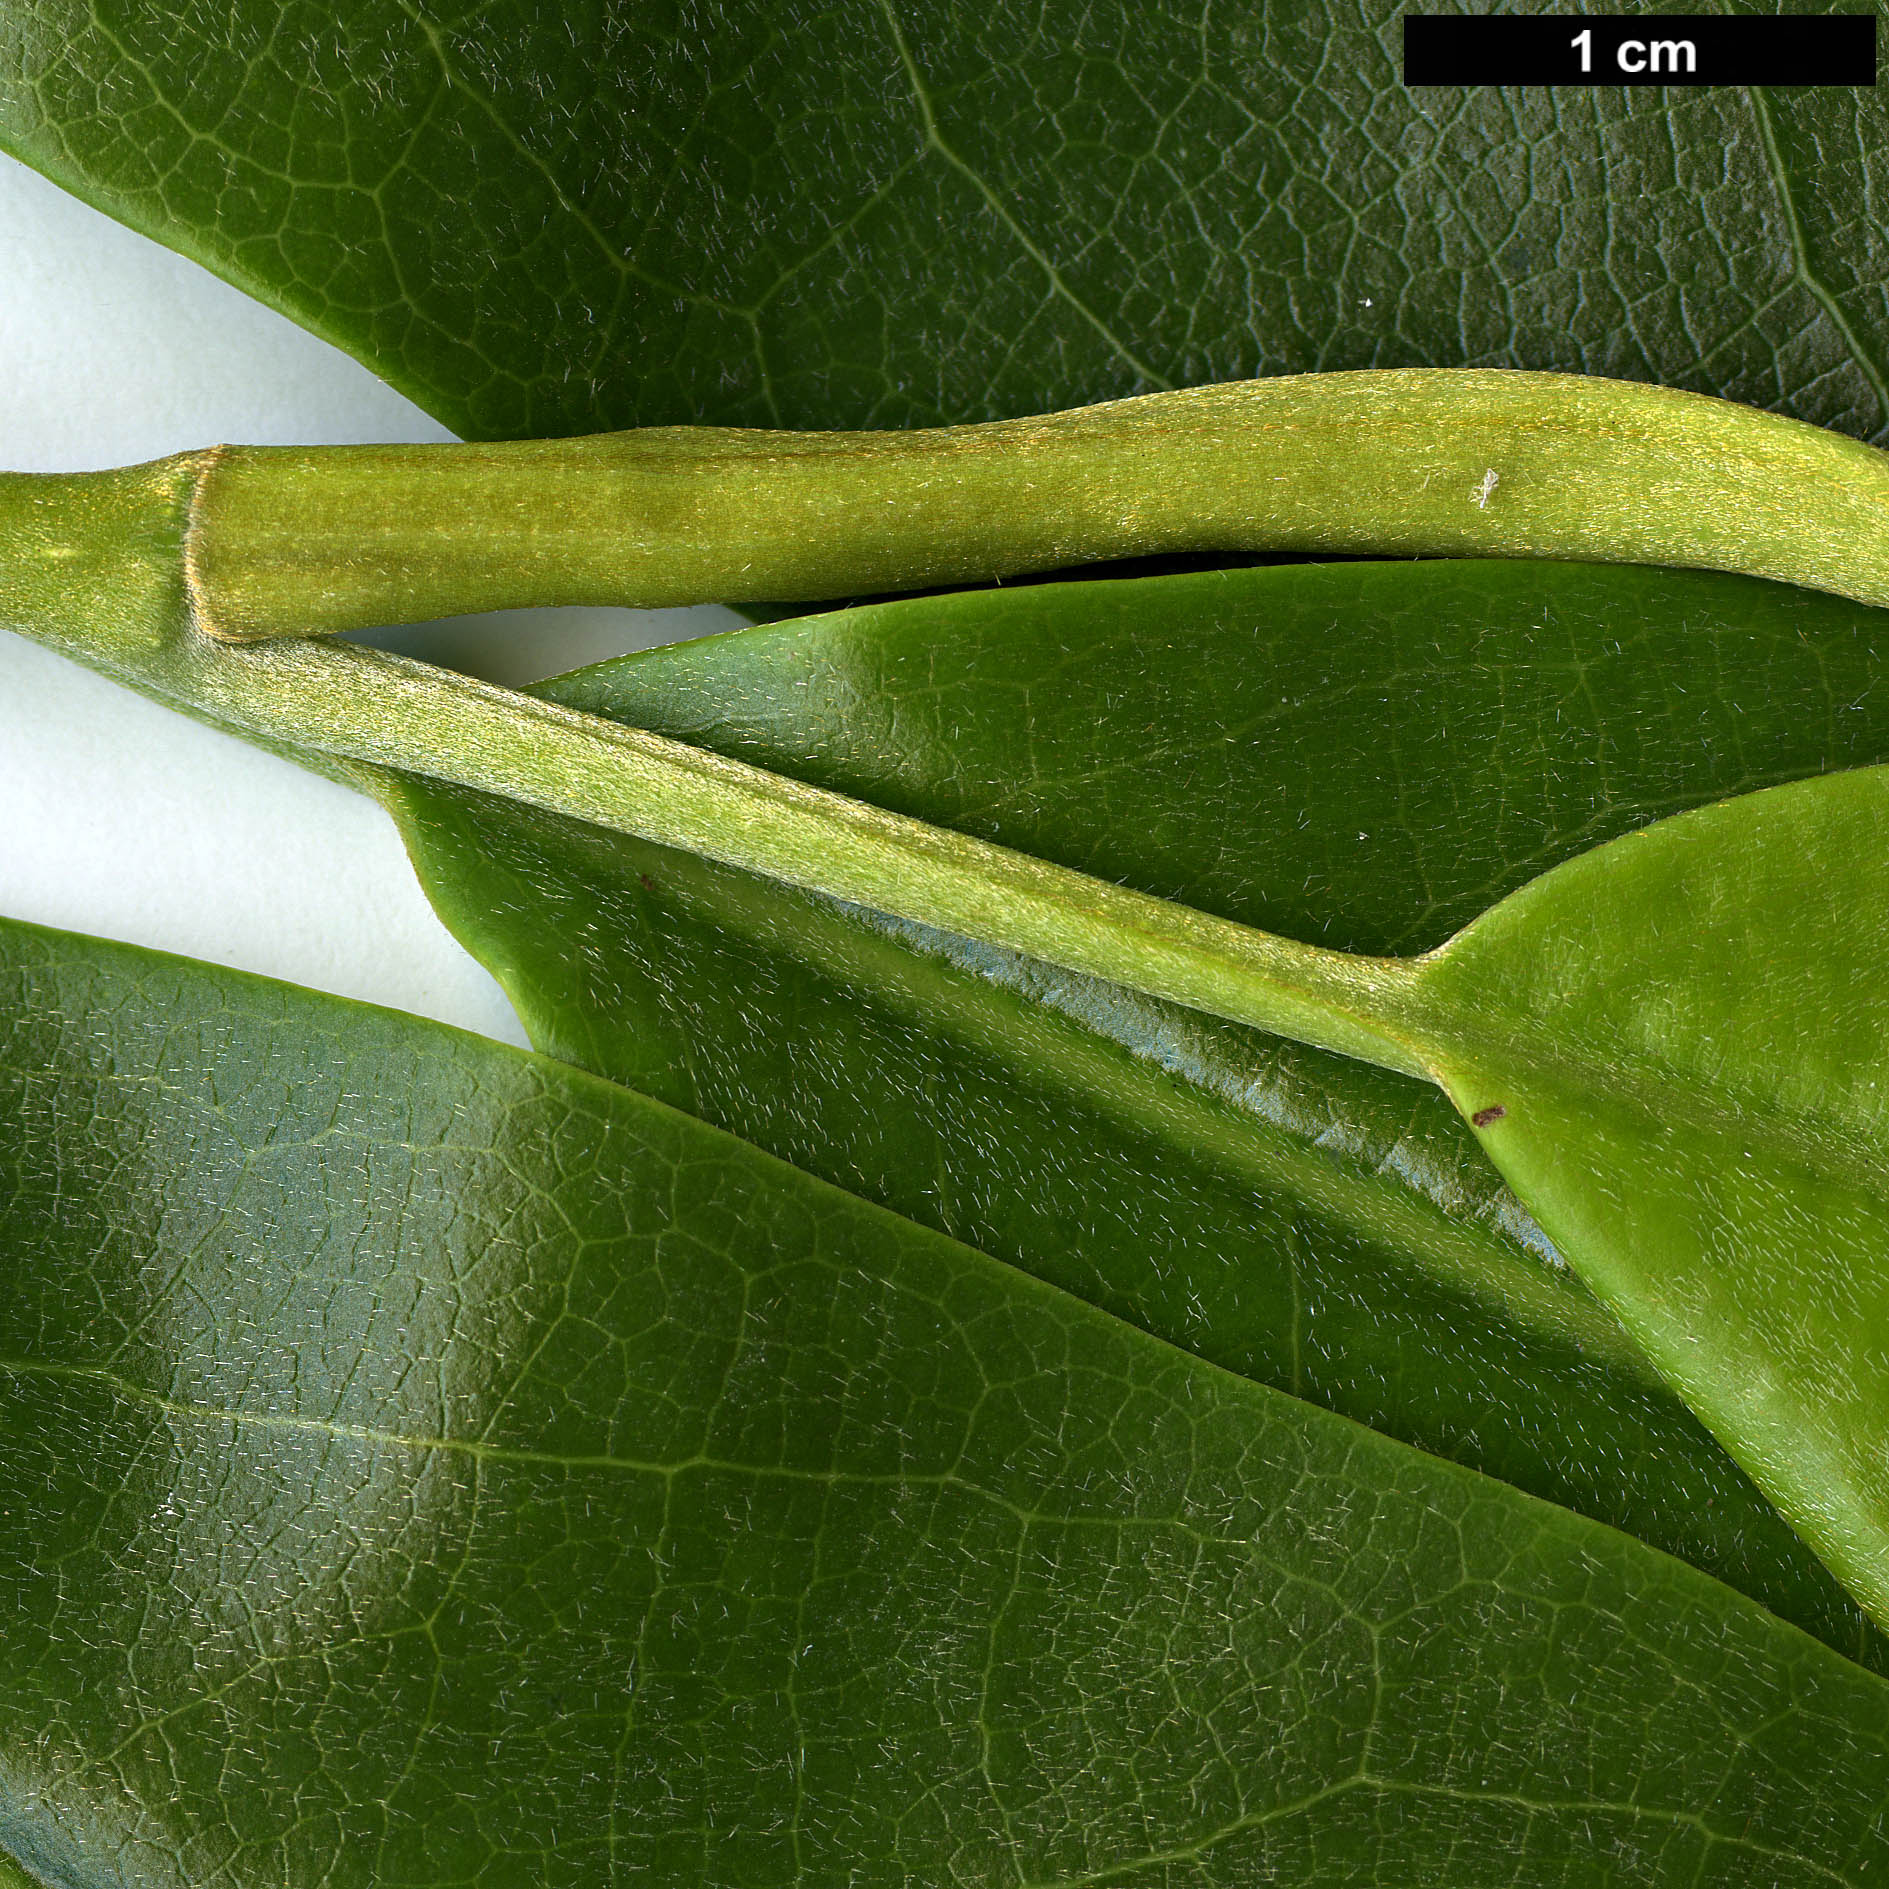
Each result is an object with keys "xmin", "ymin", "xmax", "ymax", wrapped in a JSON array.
[
  {"xmin": 1471, "ymin": 1105, "xmax": 1507, "ymax": 1128},
  {"xmin": 639, "ymin": 873, "xmax": 657, "ymax": 892}
]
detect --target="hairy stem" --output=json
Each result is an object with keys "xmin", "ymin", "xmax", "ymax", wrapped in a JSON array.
[
  {"xmin": 179, "ymin": 369, "xmax": 1889, "ymax": 640},
  {"xmin": 11, "ymin": 365, "xmax": 1888, "ymax": 1092},
  {"xmin": 0, "ymin": 456, "xmax": 1435, "ymax": 1082}
]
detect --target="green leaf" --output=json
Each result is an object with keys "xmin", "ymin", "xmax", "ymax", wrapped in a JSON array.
[
  {"xmin": 4, "ymin": 911, "xmax": 1889, "ymax": 1885},
  {"xmin": 1407, "ymin": 762, "xmax": 1889, "ymax": 1647},
  {"xmin": 0, "ymin": 5, "xmax": 1883, "ymax": 440},
  {"xmin": 11, "ymin": 0, "xmax": 1889, "ymax": 1866},
  {"xmin": 16, "ymin": 446, "xmax": 1889, "ymax": 1646},
  {"xmin": 525, "ymin": 557, "xmax": 1889, "ymax": 956},
  {"xmin": 379, "ymin": 555, "xmax": 1889, "ymax": 1663}
]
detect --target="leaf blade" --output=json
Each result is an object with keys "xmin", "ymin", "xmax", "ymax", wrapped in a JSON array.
[
  {"xmin": 1416, "ymin": 764, "xmax": 1889, "ymax": 1629},
  {"xmin": 1, "ymin": 6, "xmax": 1884, "ymax": 440},
  {"xmin": 3, "ymin": 912, "xmax": 1888, "ymax": 1884},
  {"xmin": 385, "ymin": 557, "xmax": 1889, "ymax": 1661}
]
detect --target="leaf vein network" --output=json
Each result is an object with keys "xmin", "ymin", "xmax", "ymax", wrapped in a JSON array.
[
  {"xmin": 874, "ymin": 0, "xmax": 1172, "ymax": 394},
  {"xmin": 386, "ymin": 0, "xmax": 752, "ymax": 323},
  {"xmin": 1747, "ymin": 86, "xmax": 1889, "ymax": 434}
]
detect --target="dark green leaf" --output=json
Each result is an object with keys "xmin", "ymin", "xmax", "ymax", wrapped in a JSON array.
[
  {"xmin": 0, "ymin": 5, "xmax": 1882, "ymax": 439},
  {"xmin": 3, "ymin": 912, "xmax": 1888, "ymax": 1885},
  {"xmin": 381, "ymin": 556, "xmax": 1889, "ymax": 1662}
]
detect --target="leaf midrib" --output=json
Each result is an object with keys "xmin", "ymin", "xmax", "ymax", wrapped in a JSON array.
[
  {"xmin": 1017, "ymin": 1775, "xmax": 1857, "ymax": 1889},
  {"xmin": 13, "ymin": 1376, "xmax": 1851, "ymax": 1885},
  {"xmin": 1749, "ymin": 86, "xmax": 1889, "ymax": 433},
  {"xmin": 1416, "ymin": 992, "xmax": 1889, "ymax": 1199}
]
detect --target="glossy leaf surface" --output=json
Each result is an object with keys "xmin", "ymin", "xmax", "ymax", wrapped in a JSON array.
[
  {"xmin": 3, "ymin": 913, "xmax": 1889, "ymax": 1885},
  {"xmin": 19, "ymin": 458, "xmax": 1889, "ymax": 1652},
  {"xmin": 0, "ymin": 5, "xmax": 1883, "ymax": 441},
  {"xmin": 382, "ymin": 558, "xmax": 1889, "ymax": 1660}
]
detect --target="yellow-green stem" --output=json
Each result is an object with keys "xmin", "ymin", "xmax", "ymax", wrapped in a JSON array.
[
  {"xmin": 0, "ymin": 455, "xmax": 1435, "ymax": 1084},
  {"xmin": 182, "ymin": 369, "xmax": 1889, "ymax": 641},
  {"xmin": 11, "ymin": 365, "xmax": 1888, "ymax": 1095}
]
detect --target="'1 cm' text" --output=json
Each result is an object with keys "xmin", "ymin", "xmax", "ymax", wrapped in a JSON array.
[{"xmin": 1570, "ymin": 27, "xmax": 1696, "ymax": 74}]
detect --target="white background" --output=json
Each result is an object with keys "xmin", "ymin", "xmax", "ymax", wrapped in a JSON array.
[{"xmin": 0, "ymin": 153, "xmax": 741, "ymax": 1047}]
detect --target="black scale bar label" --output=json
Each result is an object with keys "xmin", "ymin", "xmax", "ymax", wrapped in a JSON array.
[{"xmin": 1403, "ymin": 13, "xmax": 1876, "ymax": 86}]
